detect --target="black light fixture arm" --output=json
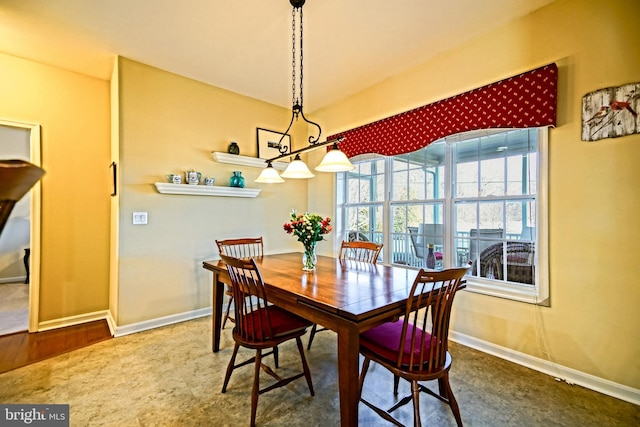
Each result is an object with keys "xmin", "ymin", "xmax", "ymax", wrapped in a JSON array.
[{"xmin": 266, "ymin": 137, "xmax": 344, "ymax": 163}]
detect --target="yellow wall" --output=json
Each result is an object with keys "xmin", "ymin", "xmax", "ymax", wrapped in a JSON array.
[
  {"xmin": 0, "ymin": 52, "xmax": 111, "ymax": 321},
  {"xmin": 115, "ymin": 58, "xmax": 312, "ymax": 325},
  {"xmin": 313, "ymin": 0, "xmax": 640, "ymax": 389},
  {"xmin": 0, "ymin": 0, "xmax": 636, "ymax": 395}
]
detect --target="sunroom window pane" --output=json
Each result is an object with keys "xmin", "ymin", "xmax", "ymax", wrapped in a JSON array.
[
  {"xmin": 480, "ymin": 157, "xmax": 504, "ymax": 196},
  {"xmin": 506, "ymin": 200, "xmax": 536, "ymax": 238}
]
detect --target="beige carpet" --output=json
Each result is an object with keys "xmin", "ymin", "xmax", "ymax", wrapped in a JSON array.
[
  {"xmin": 0, "ymin": 282, "xmax": 29, "ymax": 335},
  {"xmin": 0, "ymin": 316, "xmax": 637, "ymax": 426}
]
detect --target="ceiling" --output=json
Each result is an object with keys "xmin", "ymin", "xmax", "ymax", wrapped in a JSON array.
[{"xmin": 0, "ymin": 0, "xmax": 554, "ymax": 111}]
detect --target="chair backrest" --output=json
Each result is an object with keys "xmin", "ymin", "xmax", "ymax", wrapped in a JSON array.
[
  {"xmin": 0, "ymin": 160, "xmax": 45, "ymax": 237},
  {"xmin": 468, "ymin": 228, "xmax": 504, "ymax": 263},
  {"xmin": 216, "ymin": 237, "xmax": 264, "ymax": 258},
  {"xmin": 339, "ymin": 240, "xmax": 383, "ymax": 264},
  {"xmin": 220, "ymin": 254, "xmax": 274, "ymax": 343},
  {"xmin": 395, "ymin": 266, "xmax": 469, "ymax": 374},
  {"xmin": 408, "ymin": 224, "xmax": 442, "ymax": 259}
]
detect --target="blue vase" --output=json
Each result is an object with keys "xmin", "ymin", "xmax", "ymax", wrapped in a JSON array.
[{"xmin": 229, "ymin": 171, "xmax": 245, "ymax": 188}]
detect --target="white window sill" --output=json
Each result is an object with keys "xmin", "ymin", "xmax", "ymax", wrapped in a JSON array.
[{"xmin": 463, "ymin": 278, "xmax": 549, "ymax": 306}]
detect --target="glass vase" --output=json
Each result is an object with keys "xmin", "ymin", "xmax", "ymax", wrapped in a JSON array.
[
  {"xmin": 229, "ymin": 171, "xmax": 245, "ymax": 188},
  {"xmin": 302, "ymin": 242, "xmax": 317, "ymax": 271}
]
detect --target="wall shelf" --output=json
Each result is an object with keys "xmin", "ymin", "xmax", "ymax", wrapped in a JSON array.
[
  {"xmin": 212, "ymin": 152, "xmax": 288, "ymax": 170},
  {"xmin": 154, "ymin": 182, "xmax": 261, "ymax": 198}
]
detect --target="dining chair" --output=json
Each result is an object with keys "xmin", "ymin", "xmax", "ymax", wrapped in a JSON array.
[
  {"xmin": 358, "ymin": 265, "xmax": 470, "ymax": 427},
  {"xmin": 306, "ymin": 240, "xmax": 383, "ymax": 350},
  {"xmin": 338, "ymin": 240, "xmax": 383, "ymax": 263},
  {"xmin": 0, "ymin": 160, "xmax": 45, "ymax": 237},
  {"xmin": 215, "ymin": 237, "xmax": 264, "ymax": 329},
  {"xmin": 219, "ymin": 254, "xmax": 315, "ymax": 427}
]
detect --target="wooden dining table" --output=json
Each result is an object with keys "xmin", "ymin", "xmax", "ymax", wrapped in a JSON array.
[{"xmin": 203, "ymin": 252, "xmax": 420, "ymax": 426}]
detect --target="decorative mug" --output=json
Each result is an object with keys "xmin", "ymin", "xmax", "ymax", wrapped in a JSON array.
[
  {"xmin": 168, "ymin": 174, "xmax": 182, "ymax": 184},
  {"xmin": 185, "ymin": 170, "xmax": 202, "ymax": 185},
  {"xmin": 204, "ymin": 176, "xmax": 215, "ymax": 186}
]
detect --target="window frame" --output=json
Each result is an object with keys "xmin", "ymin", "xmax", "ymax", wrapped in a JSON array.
[{"xmin": 337, "ymin": 127, "xmax": 550, "ymax": 306}]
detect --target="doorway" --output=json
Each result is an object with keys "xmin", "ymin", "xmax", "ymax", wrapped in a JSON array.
[{"xmin": 0, "ymin": 120, "xmax": 42, "ymax": 335}]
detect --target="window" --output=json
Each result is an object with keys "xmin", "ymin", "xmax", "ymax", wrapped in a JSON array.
[{"xmin": 338, "ymin": 128, "xmax": 549, "ymax": 305}]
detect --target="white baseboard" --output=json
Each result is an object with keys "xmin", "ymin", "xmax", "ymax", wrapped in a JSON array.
[
  {"xmin": 0, "ymin": 276, "xmax": 26, "ymax": 284},
  {"xmin": 38, "ymin": 310, "xmax": 112, "ymax": 332},
  {"xmin": 450, "ymin": 330, "xmax": 640, "ymax": 406},
  {"xmin": 112, "ymin": 307, "xmax": 212, "ymax": 337}
]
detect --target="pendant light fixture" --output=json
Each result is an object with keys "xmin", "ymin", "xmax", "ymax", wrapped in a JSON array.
[{"xmin": 255, "ymin": 0, "xmax": 354, "ymax": 184}]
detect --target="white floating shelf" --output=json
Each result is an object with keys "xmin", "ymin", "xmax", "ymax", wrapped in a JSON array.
[
  {"xmin": 212, "ymin": 152, "xmax": 288, "ymax": 170},
  {"xmin": 154, "ymin": 182, "xmax": 261, "ymax": 198}
]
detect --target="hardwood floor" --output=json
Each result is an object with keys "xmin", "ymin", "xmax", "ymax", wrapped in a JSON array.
[{"xmin": 0, "ymin": 320, "xmax": 112, "ymax": 374}]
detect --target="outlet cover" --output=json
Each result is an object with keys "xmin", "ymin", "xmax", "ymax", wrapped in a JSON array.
[{"xmin": 133, "ymin": 212, "xmax": 148, "ymax": 225}]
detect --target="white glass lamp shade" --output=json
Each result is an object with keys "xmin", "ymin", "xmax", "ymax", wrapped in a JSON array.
[
  {"xmin": 281, "ymin": 155, "xmax": 315, "ymax": 179},
  {"xmin": 255, "ymin": 164, "xmax": 285, "ymax": 183},
  {"xmin": 315, "ymin": 146, "xmax": 355, "ymax": 172}
]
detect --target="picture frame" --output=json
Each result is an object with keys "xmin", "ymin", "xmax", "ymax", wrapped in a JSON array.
[{"xmin": 257, "ymin": 128, "xmax": 291, "ymax": 160}]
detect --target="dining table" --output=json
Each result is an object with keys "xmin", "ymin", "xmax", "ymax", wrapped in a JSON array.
[{"xmin": 203, "ymin": 252, "xmax": 420, "ymax": 427}]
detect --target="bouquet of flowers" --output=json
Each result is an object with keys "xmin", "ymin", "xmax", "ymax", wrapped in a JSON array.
[
  {"xmin": 283, "ymin": 210, "xmax": 332, "ymax": 270},
  {"xmin": 283, "ymin": 211, "xmax": 332, "ymax": 246}
]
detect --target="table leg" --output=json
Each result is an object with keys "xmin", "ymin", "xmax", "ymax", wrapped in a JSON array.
[
  {"xmin": 337, "ymin": 322, "xmax": 360, "ymax": 427},
  {"xmin": 211, "ymin": 271, "xmax": 224, "ymax": 352}
]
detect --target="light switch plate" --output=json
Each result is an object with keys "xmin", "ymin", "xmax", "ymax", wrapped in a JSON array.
[{"xmin": 133, "ymin": 212, "xmax": 148, "ymax": 225}]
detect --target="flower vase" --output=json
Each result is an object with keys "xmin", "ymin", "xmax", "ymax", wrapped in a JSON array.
[{"xmin": 302, "ymin": 243, "xmax": 317, "ymax": 271}]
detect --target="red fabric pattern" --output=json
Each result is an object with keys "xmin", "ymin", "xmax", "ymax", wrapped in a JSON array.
[{"xmin": 329, "ymin": 63, "xmax": 558, "ymax": 158}]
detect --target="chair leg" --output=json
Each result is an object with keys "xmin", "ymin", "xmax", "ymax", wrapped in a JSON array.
[
  {"xmin": 441, "ymin": 373, "xmax": 463, "ymax": 427},
  {"xmin": 358, "ymin": 357, "xmax": 371, "ymax": 397},
  {"xmin": 393, "ymin": 374, "xmax": 400, "ymax": 395},
  {"xmin": 221, "ymin": 343, "xmax": 240, "ymax": 393},
  {"xmin": 273, "ymin": 345, "xmax": 279, "ymax": 368},
  {"xmin": 306, "ymin": 323, "xmax": 318, "ymax": 350},
  {"xmin": 250, "ymin": 349, "xmax": 262, "ymax": 427},
  {"xmin": 295, "ymin": 337, "xmax": 315, "ymax": 396},
  {"xmin": 411, "ymin": 380, "xmax": 422, "ymax": 427},
  {"xmin": 222, "ymin": 295, "xmax": 234, "ymax": 329}
]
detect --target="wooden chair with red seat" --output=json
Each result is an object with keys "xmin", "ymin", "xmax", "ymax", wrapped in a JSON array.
[
  {"xmin": 306, "ymin": 240, "xmax": 383, "ymax": 350},
  {"xmin": 358, "ymin": 265, "xmax": 470, "ymax": 427},
  {"xmin": 215, "ymin": 237, "xmax": 264, "ymax": 329},
  {"xmin": 0, "ymin": 160, "xmax": 45, "ymax": 237},
  {"xmin": 219, "ymin": 254, "xmax": 315, "ymax": 427}
]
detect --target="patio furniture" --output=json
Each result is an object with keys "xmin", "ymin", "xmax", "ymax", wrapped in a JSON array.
[
  {"xmin": 468, "ymin": 228, "xmax": 504, "ymax": 275},
  {"xmin": 477, "ymin": 241, "xmax": 535, "ymax": 284},
  {"xmin": 408, "ymin": 225, "xmax": 444, "ymax": 268}
]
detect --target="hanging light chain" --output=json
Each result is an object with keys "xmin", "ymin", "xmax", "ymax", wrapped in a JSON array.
[
  {"xmin": 291, "ymin": 6, "xmax": 296, "ymax": 107},
  {"xmin": 298, "ymin": 6, "xmax": 303, "ymax": 109}
]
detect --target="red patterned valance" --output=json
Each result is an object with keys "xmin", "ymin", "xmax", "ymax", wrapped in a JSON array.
[{"xmin": 329, "ymin": 63, "xmax": 557, "ymax": 158}]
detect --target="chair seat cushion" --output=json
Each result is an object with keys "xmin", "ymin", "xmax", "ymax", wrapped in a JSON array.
[
  {"xmin": 361, "ymin": 321, "xmax": 439, "ymax": 366},
  {"xmin": 241, "ymin": 305, "xmax": 312, "ymax": 341}
]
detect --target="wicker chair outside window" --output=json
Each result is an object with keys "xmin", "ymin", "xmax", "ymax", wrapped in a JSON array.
[
  {"xmin": 220, "ymin": 255, "xmax": 314, "ymax": 427},
  {"xmin": 358, "ymin": 265, "xmax": 470, "ymax": 426},
  {"xmin": 215, "ymin": 237, "xmax": 263, "ymax": 329},
  {"xmin": 477, "ymin": 241, "xmax": 535, "ymax": 284}
]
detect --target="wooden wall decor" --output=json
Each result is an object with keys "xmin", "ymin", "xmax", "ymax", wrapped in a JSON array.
[{"xmin": 582, "ymin": 83, "xmax": 639, "ymax": 141}]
